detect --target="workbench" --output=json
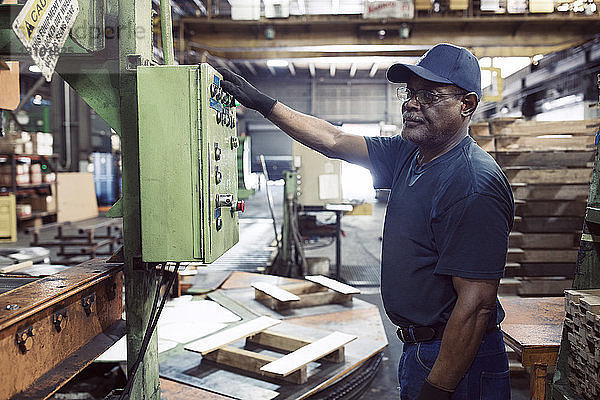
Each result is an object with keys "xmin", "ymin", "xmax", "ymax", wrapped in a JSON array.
[
  {"xmin": 500, "ymin": 296, "xmax": 565, "ymax": 400},
  {"xmin": 158, "ymin": 271, "xmax": 388, "ymax": 399}
]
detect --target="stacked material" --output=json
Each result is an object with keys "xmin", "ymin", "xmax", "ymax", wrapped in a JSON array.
[
  {"xmin": 564, "ymin": 289, "xmax": 600, "ymax": 399},
  {"xmin": 473, "ymin": 119, "xmax": 597, "ymax": 296}
]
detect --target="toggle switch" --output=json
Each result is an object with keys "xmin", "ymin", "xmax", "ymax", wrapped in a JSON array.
[
  {"xmin": 215, "ymin": 167, "xmax": 222, "ymax": 184},
  {"xmin": 214, "ymin": 143, "xmax": 222, "ymax": 160}
]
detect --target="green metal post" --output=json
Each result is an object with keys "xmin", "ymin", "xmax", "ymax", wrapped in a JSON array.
[
  {"xmin": 159, "ymin": 0, "xmax": 174, "ymax": 65},
  {"xmin": 118, "ymin": 1, "xmax": 159, "ymax": 399}
]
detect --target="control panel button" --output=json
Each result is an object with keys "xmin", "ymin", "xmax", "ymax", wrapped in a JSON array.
[
  {"xmin": 236, "ymin": 200, "xmax": 245, "ymax": 213},
  {"xmin": 231, "ymin": 136, "xmax": 239, "ymax": 149},
  {"xmin": 215, "ymin": 168, "xmax": 222, "ymax": 184},
  {"xmin": 215, "ymin": 143, "xmax": 222, "ymax": 160}
]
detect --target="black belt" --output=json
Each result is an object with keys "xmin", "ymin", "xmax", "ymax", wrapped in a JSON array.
[
  {"xmin": 396, "ymin": 325, "xmax": 445, "ymax": 344},
  {"xmin": 396, "ymin": 323, "xmax": 500, "ymax": 344}
]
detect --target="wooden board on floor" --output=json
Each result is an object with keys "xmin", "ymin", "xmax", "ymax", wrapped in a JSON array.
[
  {"xmin": 185, "ymin": 316, "xmax": 281, "ymax": 355},
  {"xmin": 57, "ymin": 173, "xmax": 99, "ymax": 222},
  {"xmin": 252, "ymin": 282, "xmax": 300, "ymax": 302},
  {"xmin": 517, "ymin": 277, "xmax": 573, "ymax": 296},
  {"xmin": 260, "ymin": 332, "xmax": 357, "ymax": 376},
  {"xmin": 521, "ymin": 249, "xmax": 578, "ymax": 263},
  {"xmin": 305, "ymin": 275, "xmax": 360, "ymax": 295}
]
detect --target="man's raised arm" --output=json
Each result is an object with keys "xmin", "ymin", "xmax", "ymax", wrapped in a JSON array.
[{"xmin": 218, "ymin": 68, "xmax": 372, "ymax": 170}]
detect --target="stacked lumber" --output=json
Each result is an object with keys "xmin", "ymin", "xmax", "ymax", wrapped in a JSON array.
[
  {"xmin": 473, "ymin": 119, "xmax": 597, "ymax": 296},
  {"xmin": 564, "ymin": 289, "xmax": 600, "ymax": 399}
]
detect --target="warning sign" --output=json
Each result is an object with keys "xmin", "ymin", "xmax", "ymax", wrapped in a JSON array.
[{"xmin": 12, "ymin": 0, "xmax": 79, "ymax": 82}]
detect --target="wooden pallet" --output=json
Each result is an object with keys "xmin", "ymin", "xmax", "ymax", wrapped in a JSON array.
[
  {"xmin": 184, "ymin": 316, "xmax": 356, "ymax": 384},
  {"xmin": 564, "ymin": 289, "xmax": 600, "ymax": 399},
  {"xmin": 251, "ymin": 275, "xmax": 360, "ymax": 311}
]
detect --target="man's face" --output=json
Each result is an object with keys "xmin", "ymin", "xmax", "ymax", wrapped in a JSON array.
[{"xmin": 400, "ymin": 75, "xmax": 466, "ymax": 148}]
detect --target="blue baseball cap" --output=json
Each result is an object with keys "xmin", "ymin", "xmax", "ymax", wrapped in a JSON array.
[{"xmin": 387, "ymin": 43, "xmax": 482, "ymax": 100}]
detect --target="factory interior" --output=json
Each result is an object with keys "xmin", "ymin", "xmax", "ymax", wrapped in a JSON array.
[{"xmin": 1, "ymin": 0, "xmax": 600, "ymax": 399}]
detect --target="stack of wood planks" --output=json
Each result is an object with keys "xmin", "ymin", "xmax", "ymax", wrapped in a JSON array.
[
  {"xmin": 472, "ymin": 119, "xmax": 597, "ymax": 296},
  {"xmin": 564, "ymin": 289, "xmax": 600, "ymax": 399}
]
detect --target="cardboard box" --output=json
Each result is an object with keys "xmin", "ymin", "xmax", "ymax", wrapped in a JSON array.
[
  {"xmin": 0, "ymin": 194, "xmax": 17, "ymax": 242},
  {"xmin": 27, "ymin": 195, "xmax": 47, "ymax": 212}
]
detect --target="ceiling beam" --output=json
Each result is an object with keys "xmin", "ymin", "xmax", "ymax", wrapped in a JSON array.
[
  {"xmin": 330, "ymin": 64, "xmax": 336, "ymax": 77},
  {"xmin": 266, "ymin": 62, "xmax": 276, "ymax": 76},
  {"xmin": 181, "ymin": 14, "xmax": 598, "ymax": 59},
  {"xmin": 288, "ymin": 62, "xmax": 296, "ymax": 76},
  {"xmin": 244, "ymin": 60, "xmax": 257, "ymax": 75},
  {"xmin": 309, "ymin": 62, "xmax": 315, "ymax": 78},
  {"xmin": 369, "ymin": 62, "xmax": 379, "ymax": 78},
  {"xmin": 349, "ymin": 63, "xmax": 357, "ymax": 78}
]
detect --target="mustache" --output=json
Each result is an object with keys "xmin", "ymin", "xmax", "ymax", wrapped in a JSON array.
[{"xmin": 403, "ymin": 113, "xmax": 426, "ymax": 123}]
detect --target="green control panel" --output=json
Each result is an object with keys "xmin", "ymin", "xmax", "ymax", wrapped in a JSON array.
[{"xmin": 137, "ymin": 64, "xmax": 241, "ymax": 263}]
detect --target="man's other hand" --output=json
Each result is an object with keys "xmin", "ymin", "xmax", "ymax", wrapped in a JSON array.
[
  {"xmin": 415, "ymin": 380, "xmax": 453, "ymax": 400},
  {"xmin": 216, "ymin": 67, "xmax": 277, "ymax": 117}
]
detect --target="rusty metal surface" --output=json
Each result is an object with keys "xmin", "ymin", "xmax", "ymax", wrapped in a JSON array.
[
  {"xmin": 0, "ymin": 259, "xmax": 124, "ymax": 399},
  {"xmin": 499, "ymin": 296, "xmax": 564, "ymax": 366},
  {"xmin": 160, "ymin": 378, "xmax": 231, "ymax": 399}
]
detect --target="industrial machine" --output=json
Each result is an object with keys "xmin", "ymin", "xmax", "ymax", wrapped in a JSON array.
[
  {"xmin": 137, "ymin": 64, "xmax": 241, "ymax": 263},
  {"xmin": 292, "ymin": 141, "xmax": 343, "ymax": 206}
]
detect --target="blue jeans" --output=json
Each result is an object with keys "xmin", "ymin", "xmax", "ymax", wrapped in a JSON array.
[{"xmin": 397, "ymin": 328, "xmax": 510, "ymax": 400}]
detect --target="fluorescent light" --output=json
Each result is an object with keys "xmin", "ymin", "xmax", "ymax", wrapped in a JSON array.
[
  {"xmin": 29, "ymin": 64, "xmax": 41, "ymax": 73},
  {"xmin": 266, "ymin": 59, "xmax": 288, "ymax": 68}
]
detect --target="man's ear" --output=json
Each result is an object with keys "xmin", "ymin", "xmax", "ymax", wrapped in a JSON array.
[{"xmin": 460, "ymin": 93, "xmax": 479, "ymax": 117}]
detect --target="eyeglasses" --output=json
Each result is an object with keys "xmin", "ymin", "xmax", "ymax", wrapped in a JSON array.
[{"xmin": 396, "ymin": 87, "xmax": 466, "ymax": 105}]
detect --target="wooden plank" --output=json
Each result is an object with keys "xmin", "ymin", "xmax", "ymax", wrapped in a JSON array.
[
  {"xmin": 470, "ymin": 122, "xmax": 490, "ymax": 136},
  {"xmin": 490, "ymin": 120, "xmax": 597, "ymax": 137},
  {"xmin": 246, "ymin": 330, "xmax": 344, "ymax": 362},
  {"xmin": 0, "ymin": 260, "xmax": 33, "ymax": 274},
  {"xmin": 185, "ymin": 316, "xmax": 281, "ymax": 355},
  {"xmin": 496, "ymin": 136, "xmax": 594, "ymax": 152},
  {"xmin": 507, "ymin": 248, "xmax": 525, "ymax": 263},
  {"xmin": 280, "ymin": 281, "xmax": 328, "ymax": 295},
  {"xmin": 516, "ymin": 201, "xmax": 587, "ymax": 217},
  {"xmin": 305, "ymin": 275, "xmax": 360, "ymax": 295},
  {"xmin": 517, "ymin": 277, "xmax": 573, "ymax": 296},
  {"xmin": 518, "ymin": 233, "xmax": 578, "ymax": 249},
  {"xmin": 203, "ymin": 345, "xmax": 307, "ymax": 384},
  {"xmin": 260, "ymin": 332, "xmax": 356, "ymax": 376},
  {"xmin": 495, "ymin": 151, "xmax": 595, "ymax": 168},
  {"xmin": 473, "ymin": 136, "xmax": 495, "ymax": 152},
  {"xmin": 512, "ymin": 184, "xmax": 590, "ymax": 201},
  {"xmin": 514, "ymin": 217, "xmax": 583, "ymax": 233},
  {"xmin": 251, "ymin": 282, "xmax": 300, "ymax": 302},
  {"xmin": 268, "ymin": 291, "xmax": 353, "ymax": 311},
  {"xmin": 580, "ymin": 296, "xmax": 600, "ymax": 314},
  {"xmin": 521, "ymin": 249, "xmax": 578, "ymax": 263},
  {"xmin": 505, "ymin": 168, "xmax": 592, "ymax": 184}
]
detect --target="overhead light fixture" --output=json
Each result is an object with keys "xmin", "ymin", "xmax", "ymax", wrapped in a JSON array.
[
  {"xmin": 266, "ymin": 59, "xmax": 289, "ymax": 68},
  {"xmin": 265, "ymin": 26, "xmax": 275, "ymax": 40},
  {"xmin": 532, "ymin": 54, "xmax": 544, "ymax": 65},
  {"xmin": 399, "ymin": 23, "xmax": 411, "ymax": 39},
  {"xmin": 377, "ymin": 30, "xmax": 386, "ymax": 40},
  {"xmin": 32, "ymin": 94, "xmax": 42, "ymax": 105},
  {"xmin": 29, "ymin": 64, "xmax": 41, "ymax": 73}
]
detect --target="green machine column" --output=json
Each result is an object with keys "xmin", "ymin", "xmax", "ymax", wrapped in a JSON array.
[{"xmin": 117, "ymin": 0, "xmax": 159, "ymax": 399}]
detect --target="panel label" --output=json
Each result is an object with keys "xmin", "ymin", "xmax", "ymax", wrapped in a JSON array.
[{"xmin": 12, "ymin": 0, "xmax": 79, "ymax": 81}]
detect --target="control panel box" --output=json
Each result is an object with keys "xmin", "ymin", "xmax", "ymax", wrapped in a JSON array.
[
  {"xmin": 137, "ymin": 64, "xmax": 240, "ymax": 263},
  {"xmin": 292, "ymin": 141, "xmax": 343, "ymax": 206}
]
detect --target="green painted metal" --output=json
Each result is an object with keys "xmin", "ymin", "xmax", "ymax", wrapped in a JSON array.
[
  {"xmin": 137, "ymin": 64, "xmax": 239, "ymax": 263},
  {"xmin": 159, "ymin": 0, "xmax": 174, "ymax": 65},
  {"xmin": 70, "ymin": 0, "xmax": 105, "ymax": 52},
  {"xmin": 105, "ymin": 197, "xmax": 123, "ymax": 217},
  {"xmin": 58, "ymin": 62, "xmax": 121, "ymax": 134}
]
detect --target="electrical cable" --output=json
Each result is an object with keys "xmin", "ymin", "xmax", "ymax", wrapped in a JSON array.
[{"xmin": 118, "ymin": 262, "xmax": 180, "ymax": 400}]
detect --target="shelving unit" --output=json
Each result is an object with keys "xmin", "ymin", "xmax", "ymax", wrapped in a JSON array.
[{"xmin": 0, "ymin": 153, "xmax": 59, "ymax": 227}]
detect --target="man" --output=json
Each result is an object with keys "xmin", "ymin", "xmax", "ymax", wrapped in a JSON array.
[{"xmin": 218, "ymin": 43, "xmax": 514, "ymax": 400}]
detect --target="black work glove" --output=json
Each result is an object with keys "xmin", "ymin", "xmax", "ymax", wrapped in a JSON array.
[
  {"xmin": 416, "ymin": 380, "xmax": 453, "ymax": 400},
  {"xmin": 216, "ymin": 67, "xmax": 277, "ymax": 118}
]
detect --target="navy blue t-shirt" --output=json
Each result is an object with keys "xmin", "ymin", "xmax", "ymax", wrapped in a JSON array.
[{"xmin": 364, "ymin": 134, "xmax": 514, "ymax": 328}]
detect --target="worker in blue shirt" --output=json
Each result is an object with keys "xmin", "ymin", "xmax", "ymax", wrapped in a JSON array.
[{"xmin": 218, "ymin": 43, "xmax": 514, "ymax": 400}]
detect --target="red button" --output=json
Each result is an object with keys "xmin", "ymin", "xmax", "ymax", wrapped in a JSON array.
[{"xmin": 236, "ymin": 200, "xmax": 245, "ymax": 212}]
